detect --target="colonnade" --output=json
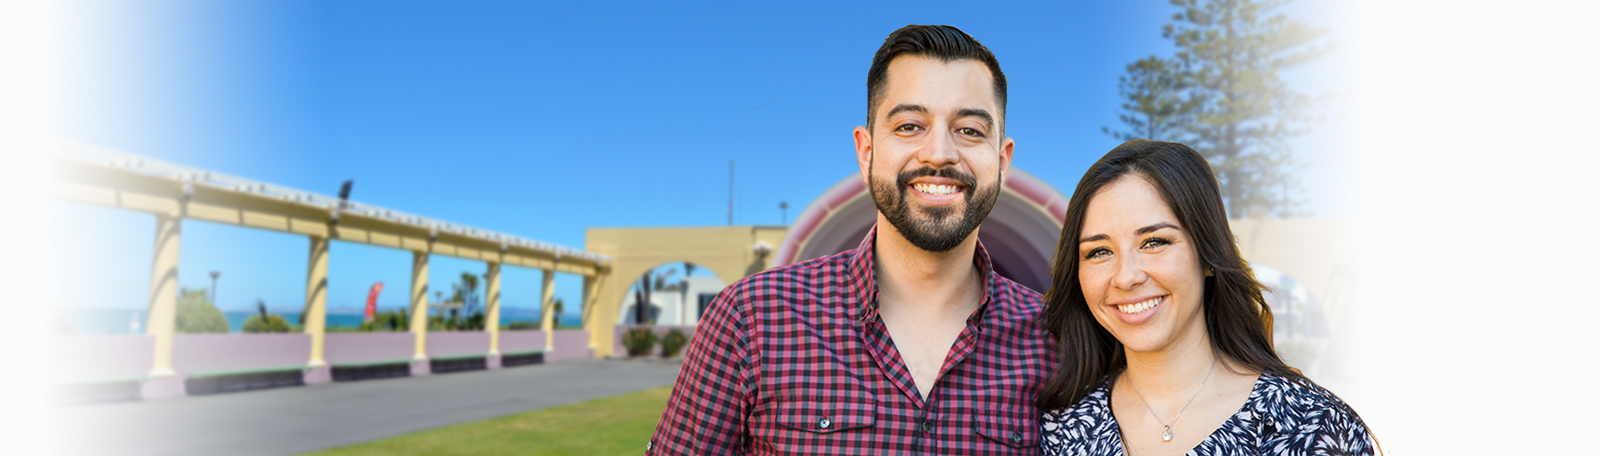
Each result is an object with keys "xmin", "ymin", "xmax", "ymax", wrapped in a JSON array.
[{"xmin": 138, "ymin": 215, "xmax": 578, "ymax": 395}]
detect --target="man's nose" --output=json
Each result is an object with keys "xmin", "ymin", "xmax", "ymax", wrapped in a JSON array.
[{"xmin": 915, "ymin": 123, "xmax": 961, "ymax": 167}]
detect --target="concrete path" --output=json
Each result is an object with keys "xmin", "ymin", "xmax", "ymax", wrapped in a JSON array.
[{"xmin": 52, "ymin": 358, "xmax": 682, "ymax": 456}]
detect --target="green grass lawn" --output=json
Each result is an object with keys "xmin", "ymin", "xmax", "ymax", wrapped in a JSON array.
[{"xmin": 305, "ymin": 386, "xmax": 671, "ymax": 456}]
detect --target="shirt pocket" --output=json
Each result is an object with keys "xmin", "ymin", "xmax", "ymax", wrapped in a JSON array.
[
  {"xmin": 774, "ymin": 394, "xmax": 877, "ymax": 434},
  {"xmin": 972, "ymin": 412, "xmax": 1039, "ymax": 450}
]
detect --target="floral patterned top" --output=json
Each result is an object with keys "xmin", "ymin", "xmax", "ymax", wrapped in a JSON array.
[{"xmin": 1041, "ymin": 373, "xmax": 1375, "ymax": 455}]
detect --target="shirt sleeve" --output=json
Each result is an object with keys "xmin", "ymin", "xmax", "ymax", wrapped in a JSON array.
[
  {"xmin": 647, "ymin": 282, "xmax": 754, "ymax": 455},
  {"xmin": 1309, "ymin": 403, "xmax": 1378, "ymax": 456}
]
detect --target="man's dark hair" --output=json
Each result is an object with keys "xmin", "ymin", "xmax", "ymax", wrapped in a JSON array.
[{"xmin": 866, "ymin": 25, "xmax": 1007, "ymax": 131}]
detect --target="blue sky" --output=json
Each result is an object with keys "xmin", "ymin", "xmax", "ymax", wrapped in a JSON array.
[{"xmin": 52, "ymin": 0, "xmax": 1352, "ymax": 315}]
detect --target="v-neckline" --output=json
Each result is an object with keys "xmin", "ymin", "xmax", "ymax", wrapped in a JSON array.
[{"xmin": 1103, "ymin": 372, "xmax": 1268, "ymax": 455}]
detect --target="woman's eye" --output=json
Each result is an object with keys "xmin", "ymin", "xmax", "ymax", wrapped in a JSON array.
[
  {"xmin": 1083, "ymin": 247, "xmax": 1110, "ymax": 260},
  {"xmin": 1141, "ymin": 237, "xmax": 1171, "ymax": 249}
]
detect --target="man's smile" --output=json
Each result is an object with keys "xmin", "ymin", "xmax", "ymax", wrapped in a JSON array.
[
  {"xmin": 912, "ymin": 183, "xmax": 961, "ymax": 195},
  {"xmin": 907, "ymin": 176, "xmax": 968, "ymax": 205}
]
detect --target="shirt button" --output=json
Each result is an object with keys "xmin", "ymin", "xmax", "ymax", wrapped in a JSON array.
[
  {"xmin": 1010, "ymin": 432, "xmax": 1023, "ymax": 444},
  {"xmin": 818, "ymin": 418, "xmax": 831, "ymax": 429},
  {"xmin": 920, "ymin": 421, "xmax": 934, "ymax": 432}
]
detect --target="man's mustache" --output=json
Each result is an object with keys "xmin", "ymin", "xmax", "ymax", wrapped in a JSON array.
[{"xmin": 894, "ymin": 166, "xmax": 977, "ymax": 191}]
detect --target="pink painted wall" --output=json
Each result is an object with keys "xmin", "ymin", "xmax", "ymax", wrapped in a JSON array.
[
  {"xmin": 54, "ymin": 329, "xmax": 597, "ymax": 387},
  {"xmin": 56, "ymin": 335, "xmax": 153, "ymax": 383},
  {"xmin": 427, "ymin": 331, "xmax": 490, "ymax": 358},
  {"xmin": 547, "ymin": 330, "xmax": 592, "ymax": 362},
  {"xmin": 499, "ymin": 330, "xmax": 545, "ymax": 353},
  {"xmin": 324, "ymin": 332, "xmax": 414, "ymax": 365},
  {"xmin": 172, "ymin": 334, "xmax": 310, "ymax": 374}
]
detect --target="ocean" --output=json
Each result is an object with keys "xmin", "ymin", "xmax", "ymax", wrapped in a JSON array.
[{"xmin": 54, "ymin": 308, "xmax": 580, "ymax": 335}]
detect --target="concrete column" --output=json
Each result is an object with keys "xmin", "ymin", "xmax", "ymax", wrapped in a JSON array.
[
  {"xmin": 408, "ymin": 251, "xmax": 431, "ymax": 375},
  {"xmin": 142, "ymin": 214, "xmax": 184, "ymax": 398},
  {"xmin": 539, "ymin": 268, "xmax": 556, "ymax": 352},
  {"xmin": 303, "ymin": 236, "xmax": 331, "ymax": 384},
  {"xmin": 583, "ymin": 274, "xmax": 603, "ymax": 358},
  {"xmin": 485, "ymin": 261, "xmax": 502, "ymax": 369}
]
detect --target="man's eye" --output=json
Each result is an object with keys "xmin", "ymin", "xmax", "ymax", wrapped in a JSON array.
[
  {"xmin": 1083, "ymin": 247, "xmax": 1110, "ymax": 260},
  {"xmin": 896, "ymin": 124, "xmax": 921, "ymax": 132},
  {"xmin": 1141, "ymin": 237, "xmax": 1171, "ymax": 249},
  {"xmin": 959, "ymin": 127, "xmax": 985, "ymax": 137}
]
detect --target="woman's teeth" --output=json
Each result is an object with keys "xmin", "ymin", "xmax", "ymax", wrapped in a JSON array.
[
  {"xmin": 1117, "ymin": 296, "xmax": 1162, "ymax": 314},
  {"xmin": 913, "ymin": 183, "xmax": 960, "ymax": 195}
]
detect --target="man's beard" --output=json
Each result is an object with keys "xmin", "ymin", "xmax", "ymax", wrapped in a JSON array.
[{"xmin": 870, "ymin": 165, "xmax": 1001, "ymax": 253}]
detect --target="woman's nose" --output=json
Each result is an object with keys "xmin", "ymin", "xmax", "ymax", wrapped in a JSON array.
[{"xmin": 1112, "ymin": 255, "xmax": 1147, "ymax": 291}]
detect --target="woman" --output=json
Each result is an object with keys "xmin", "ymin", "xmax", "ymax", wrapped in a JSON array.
[{"xmin": 1037, "ymin": 140, "xmax": 1376, "ymax": 455}]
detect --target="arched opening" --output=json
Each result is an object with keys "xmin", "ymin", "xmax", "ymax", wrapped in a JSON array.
[
  {"xmin": 616, "ymin": 262, "xmax": 727, "ymax": 326},
  {"xmin": 774, "ymin": 169, "xmax": 1068, "ymax": 293}
]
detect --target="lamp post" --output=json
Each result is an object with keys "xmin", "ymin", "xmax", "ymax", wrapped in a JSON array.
[
  {"xmin": 779, "ymin": 201, "xmax": 789, "ymax": 225},
  {"xmin": 209, "ymin": 271, "xmax": 220, "ymax": 304}
]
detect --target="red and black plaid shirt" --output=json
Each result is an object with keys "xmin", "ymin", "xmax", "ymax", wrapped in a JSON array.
[{"xmin": 649, "ymin": 225, "xmax": 1058, "ymax": 455}]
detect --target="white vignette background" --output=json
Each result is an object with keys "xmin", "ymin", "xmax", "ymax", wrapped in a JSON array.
[{"xmin": 3, "ymin": 0, "xmax": 1599, "ymax": 454}]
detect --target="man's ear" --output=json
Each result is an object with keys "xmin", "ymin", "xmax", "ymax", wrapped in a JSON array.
[
  {"xmin": 854, "ymin": 125, "xmax": 873, "ymax": 186},
  {"xmin": 999, "ymin": 136, "xmax": 1015, "ymax": 183}
]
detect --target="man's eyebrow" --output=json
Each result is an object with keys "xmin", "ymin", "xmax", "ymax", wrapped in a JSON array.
[
  {"xmin": 885, "ymin": 104, "xmax": 928, "ymax": 119},
  {"xmin": 955, "ymin": 108, "xmax": 994, "ymax": 129}
]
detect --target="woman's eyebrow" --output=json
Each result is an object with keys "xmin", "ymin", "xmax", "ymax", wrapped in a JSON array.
[
  {"xmin": 1080, "ymin": 223, "xmax": 1179, "ymax": 244},
  {"xmin": 1135, "ymin": 222, "xmax": 1180, "ymax": 235}
]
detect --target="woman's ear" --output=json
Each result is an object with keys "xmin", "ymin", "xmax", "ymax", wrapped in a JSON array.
[{"xmin": 1205, "ymin": 266, "xmax": 1214, "ymax": 277}]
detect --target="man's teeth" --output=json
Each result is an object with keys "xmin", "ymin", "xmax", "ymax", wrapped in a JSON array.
[
  {"xmin": 913, "ymin": 183, "xmax": 961, "ymax": 195},
  {"xmin": 1117, "ymin": 297, "xmax": 1162, "ymax": 314}
]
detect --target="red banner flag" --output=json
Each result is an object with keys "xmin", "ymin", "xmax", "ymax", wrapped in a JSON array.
[{"xmin": 365, "ymin": 282, "xmax": 384, "ymax": 323}]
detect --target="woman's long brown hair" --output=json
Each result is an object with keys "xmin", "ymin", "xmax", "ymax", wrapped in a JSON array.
[{"xmin": 1037, "ymin": 141, "xmax": 1371, "ymax": 449}]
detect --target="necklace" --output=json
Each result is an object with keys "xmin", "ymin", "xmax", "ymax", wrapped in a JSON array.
[{"xmin": 1126, "ymin": 356, "xmax": 1216, "ymax": 442}]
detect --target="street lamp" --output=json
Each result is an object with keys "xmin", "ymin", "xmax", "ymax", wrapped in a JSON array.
[
  {"xmin": 209, "ymin": 271, "xmax": 221, "ymax": 304},
  {"xmin": 779, "ymin": 201, "xmax": 789, "ymax": 225}
]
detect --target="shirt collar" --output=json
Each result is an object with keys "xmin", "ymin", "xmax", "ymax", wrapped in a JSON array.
[{"xmin": 848, "ymin": 224, "xmax": 998, "ymax": 323}]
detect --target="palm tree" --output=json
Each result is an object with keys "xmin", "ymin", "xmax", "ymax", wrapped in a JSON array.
[
  {"xmin": 549, "ymin": 297, "xmax": 565, "ymax": 328},
  {"xmin": 458, "ymin": 271, "xmax": 479, "ymax": 327},
  {"xmin": 680, "ymin": 263, "xmax": 697, "ymax": 325},
  {"xmin": 633, "ymin": 274, "xmax": 651, "ymax": 324}
]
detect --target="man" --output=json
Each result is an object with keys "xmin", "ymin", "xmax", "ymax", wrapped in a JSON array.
[{"xmin": 648, "ymin": 25, "xmax": 1056, "ymax": 455}]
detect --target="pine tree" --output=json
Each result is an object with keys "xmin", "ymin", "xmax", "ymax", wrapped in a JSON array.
[
  {"xmin": 1108, "ymin": 0, "xmax": 1329, "ymax": 217},
  {"xmin": 1103, "ymin": 56, "xmax": 1195, "ymax": 143}
]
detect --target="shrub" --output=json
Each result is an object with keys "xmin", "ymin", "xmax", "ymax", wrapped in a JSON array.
[
  {"xmin": 175, "ymin": 288, "xmax": 228, "ymax": 333},
  {"xmin": 363, "ymin": 310, "xmax": 409, "ymax": 332},
  {"xmin": 506, "ymin": 320, "xmax": 540, "ymax": 330},
  {"xmin": 660, "ymin": 328, "xmax": 689, "ymax": 358},
  {"xmin": 242, "ymin": 301, "xmax": 291, "ymax": 333},
  {"xmin": 242, "ymin": 314, "xmax": 291, "ymax": 333},
  {"xmin": 621, "ymin": 327, "xmax": 657, "ymax": 358}
]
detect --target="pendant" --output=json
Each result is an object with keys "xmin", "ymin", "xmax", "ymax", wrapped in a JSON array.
[{"xmin": 1162, "ymin": 426, "xmax": 1173, "ymax": 442}]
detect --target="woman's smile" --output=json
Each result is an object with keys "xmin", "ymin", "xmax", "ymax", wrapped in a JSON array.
[{"xmin": 1114, "ymin": 295, "xmax": 1163, "ymax": 314}]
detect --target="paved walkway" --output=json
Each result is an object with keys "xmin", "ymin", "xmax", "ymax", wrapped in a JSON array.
[{"xmin": 53, "ymin": 358, "xmax": 683, "ymax": 456}]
